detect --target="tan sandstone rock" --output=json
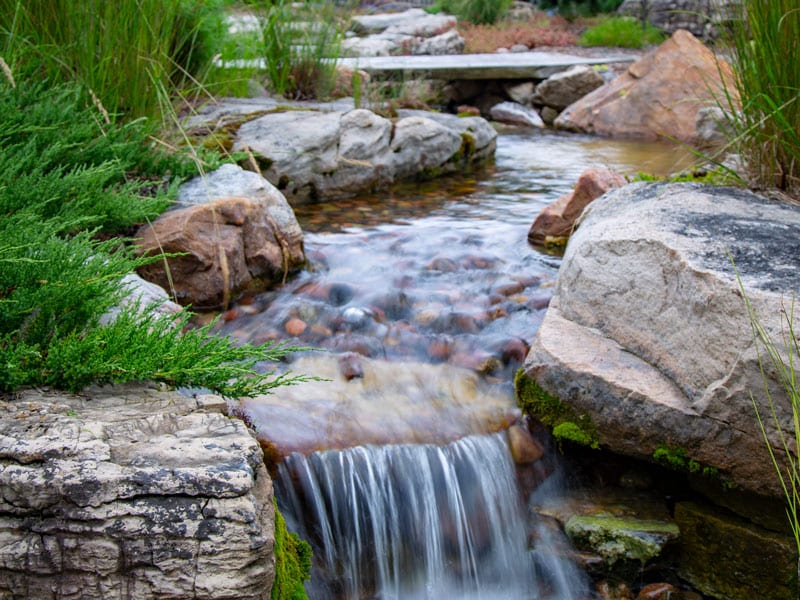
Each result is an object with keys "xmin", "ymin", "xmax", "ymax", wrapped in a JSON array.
[
  {"xmin": 554, "ymin": 30, "xmax": 736, "ymax": 143},
  {"xmin": 521, "ymin": 182, "xmax": 800, "ymax": 499},
  {"xmin": 136, "ymin": 197, "xmax": 304, "ymax": 310},
  {"xmin": 528, "ymin": 167, "xmax": 626, "ymax": 246}
]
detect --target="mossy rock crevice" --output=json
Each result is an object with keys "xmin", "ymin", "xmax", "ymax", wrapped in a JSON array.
[{"xmin": 514, "ymin": 368, "xmax": 599, "ymax": 449}]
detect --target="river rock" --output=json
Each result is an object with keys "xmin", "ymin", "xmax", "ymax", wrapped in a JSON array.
[
  {"xmin": 519, "ymin": 182, "xmax": 800, "ymax": 499},
  {"xmin": 99, "ymin": 273, "xmax": 182, "ymax": 326},
  {"xmin": 0, "ymin": 384, "xmax": 275, "ymax": 599},
  {"xmin": 533, "ymin": 65, "xmax": 604, "ymax": 112},
  {"xmin": 345, "ymin": 10, "xmax": 461, "ymax": 57},
  {"xmin": 136, "ymin": 196, "xmax": 304, "ymax": 310},
  {"xmin": 554, "ymin": 30, "xmax": 736, "ymax": 143},
  {"xmin": 413, "ymin": 28, "xmax": 465, "ymax": 56},
  {"xmin": 535, "ymin": 487, "xmax": 679, "ymax": 572},
  {"xmin": 350, "ymin": 8, "xmax": 432, "ymax": 35},
  {"xmin": 489, "ymin": 101, "xmax": 545, "ymax": 128},
  {"xmin": 234, "ymin": 108, "xmax": 496, "ymax": 204},
  {"xmin": 177, "ymin": 163, "xmax": 304, "ymax": 249},
  {"xmin": 528, "ymin": 168, "xmax": 626, "ymax": 246}
]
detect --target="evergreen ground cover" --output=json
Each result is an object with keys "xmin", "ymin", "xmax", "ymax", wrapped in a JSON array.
[{"xmin": 0, "ymin": 71, "xmax": 304, "ymax": 397}]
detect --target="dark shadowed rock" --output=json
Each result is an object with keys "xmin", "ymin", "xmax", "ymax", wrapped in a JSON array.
[{"xmin": 533, "ymin": 65, "xmax": 604, "ymax": 111}]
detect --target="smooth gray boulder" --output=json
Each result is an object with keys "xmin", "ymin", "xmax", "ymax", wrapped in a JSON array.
[
  {"xmin": 489, "ymin": 101, "xmax": 545, "ymax": 128},
  {"xmin": 0, "ymin": 385, "xmax": 275, "ymax": 599},
  {"xmin": 519, "ymin": 182, "xmax": 800, "ymax": 499},
  {"xmin": 533, "ymin": 65, "xmax": 604, "ymax": 111},
  {"xmin": 234, "ymin": 108, "xmax": 496, "ymax": 204}
]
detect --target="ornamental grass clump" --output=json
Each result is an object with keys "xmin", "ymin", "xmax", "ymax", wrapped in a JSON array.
[
  {"xmin": 261, "ymin": 0, "xmax": 343, "ymax": 100},
  {"xmin": 723, "ymin": 1, "xmax": 800, "ymax": 198},
  {"xmin": 0, "ymin": 0, "xmax": 224, "ymax": 121},
  {"xmin": 741, "ymin": 288, "xmax": 800, "ymax": 581}
]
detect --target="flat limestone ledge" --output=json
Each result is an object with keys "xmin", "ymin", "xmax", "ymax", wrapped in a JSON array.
[{"xmin": 0, "ymin": 384, "xmax": 275, "ymax": 600}]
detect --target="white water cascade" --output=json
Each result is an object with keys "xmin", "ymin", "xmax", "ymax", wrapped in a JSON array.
[{"xmin": 275, "ymin": 432, "xmax": 589, "ymax": 599}]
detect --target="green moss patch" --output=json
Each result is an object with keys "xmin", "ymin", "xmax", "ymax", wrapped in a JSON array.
[
  {"xmin": 653, "ymin": 445, "xmax": 719, "ymax": 479},
  {"xmin": 514, "ymin": 369, "xmax": 599, "ymax": 449},
  {"xmin": 271, "ymin": 503, "xmax": 312, "ymax": 600}
]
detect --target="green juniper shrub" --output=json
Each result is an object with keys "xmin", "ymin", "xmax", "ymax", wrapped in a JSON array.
[
  {"xmin": 0, "ymin": 71, "xmax": 304, "ymax": 398},
  {"xmin": 0, "ymin": 76, "xmax": 203, "ymax": 231}
]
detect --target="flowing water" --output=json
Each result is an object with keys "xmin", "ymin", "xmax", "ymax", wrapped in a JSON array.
[{"xmin": 218, "ymin": 129, "xmax": 696, "ymax": 598}]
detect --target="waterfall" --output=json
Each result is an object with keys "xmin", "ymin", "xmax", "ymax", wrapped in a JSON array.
[{"xmin": 275, "ymin": 432, "xmax": 589, "ymax": 599}]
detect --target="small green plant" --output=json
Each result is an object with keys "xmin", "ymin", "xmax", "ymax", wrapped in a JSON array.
[
  {"xmin": 578, "ymin": 16, "xmax": 665, "ymax": 48},
  {"xmin": 515, "ymin": 369, "xmax": 600, "ymax": 449},
  {"xmin": 553, "ymin": 421, "xmax": 599, "ymax": 449},
  {"xmin": 720, "ymin": 0, "xmax": 800, "ymax": 198}
]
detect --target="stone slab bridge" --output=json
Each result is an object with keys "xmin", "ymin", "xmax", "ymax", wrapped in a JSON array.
[
  {"xmin": 221, "ymin": 52, "xmax": 636, "ymax": 81},
  {"xmin": 336, "ymin": 52, "xmax": 636, "ymax": 80}
]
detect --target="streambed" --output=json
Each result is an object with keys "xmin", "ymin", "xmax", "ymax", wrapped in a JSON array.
[{"xmin": 216, "ymin": 128, "xmax": 696, "ymax": 598}]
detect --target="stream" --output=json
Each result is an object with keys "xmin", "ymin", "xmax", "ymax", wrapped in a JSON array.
[{"xmin": 216, "ymin": 128, "xmax": 696, "ymax": 599}]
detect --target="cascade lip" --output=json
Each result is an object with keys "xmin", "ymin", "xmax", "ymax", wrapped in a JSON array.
[{"xmin": 236, "ymin": 354, "xmax": 519, "ymax": 457}]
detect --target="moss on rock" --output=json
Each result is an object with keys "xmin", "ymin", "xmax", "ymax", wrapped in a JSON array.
[
  {"xmin": 271, "ymin": 502, "xmax": 312, "ymax": 600},
  {"xmin": 565, "ymin": 514, "xmax": 680, "ymax": 566},
  {"xmin": 514, "ymin": 369, "xmax": 599, "ymax": 449}
]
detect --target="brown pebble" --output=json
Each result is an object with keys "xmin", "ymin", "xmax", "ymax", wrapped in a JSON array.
[
  {"xmin": 284, "ymin": 318, "xmax": 307, "ymax": 337},
  {"xmin": 428, "ymin": 337, "xmax": 452, "ymax": 361},
  {"xmin": 337, "ymin": 352, "xmax": 364, "ymax": 381},
  {"xmin": 507, "ymin": 424, "xmax": 545, "ymax": 464},
  {"xmin": 494, "ymin": 281, "xmax": 525, "ymax": 296},
  {"xmin": 310, "ymin": 323, "xmax": 333, "ymax": 337},
  {"xmin": 636, "ymin": 582, "xmax": 678, "ymax": 600},
  {"xmin": 222, "ymin": 308, "xmax": 241, "ymax": 322},
  {"xmin": 498, "ymin": 338, "xmax": 529, "ymax": 365}
]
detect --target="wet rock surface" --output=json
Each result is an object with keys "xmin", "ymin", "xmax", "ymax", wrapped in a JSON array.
[
  {"xmin": 239, "ymin": 354, "xmax": 520, "ymax": 458},
  {"xmin": 0, "ymin": 385, "xmax": 274, "ymax": 599},
  {"xmin": 534, "ymin": 487, "xmax": 679, "ymax": 571},
  {"xmin": 521, "ymin": 181, "xmax": 800, "ymax": 498},
  {"xmin": 528, "ymin": 167, "xmax": 626, "ymax": 246}
]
